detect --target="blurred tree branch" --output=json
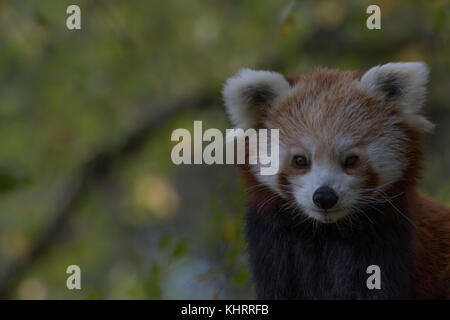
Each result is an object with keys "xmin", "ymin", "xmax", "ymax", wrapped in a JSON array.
[
  {"xmin": 0, "ymin": 92, "xmax": 216, "ymax": 299},
  {"xmin": 0, "ymin": 38, "xmax": 284, "ymax": 296}
]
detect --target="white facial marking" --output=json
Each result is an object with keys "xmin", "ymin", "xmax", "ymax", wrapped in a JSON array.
[
  {"xmin": 252, "ymin": 141, "xmax": 286, "ymax": 196},
  {"xmin": 287, "ymin": 136, "xmax": 368, "ymax": 223},
  {"xmin": 290, "ymin": 161, "xmax": 361, "ymax": 222},
  {"xmin": 366, "ymin": 136, "xmax": 404, "ymax": 189}
]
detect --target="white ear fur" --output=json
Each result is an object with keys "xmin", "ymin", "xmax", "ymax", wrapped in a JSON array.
[
  {"xmin": 360, "ymin": 62, "xmax": 434, "ymax": 132},
  {"xmin": 222, "ymin": 68, "xmax": 290, "ymax": 129}
]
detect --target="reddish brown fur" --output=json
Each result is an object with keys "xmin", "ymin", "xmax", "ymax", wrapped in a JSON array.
[{"xmin": 238, "ymin": 69, "xmax": 450, "ymax": 299}]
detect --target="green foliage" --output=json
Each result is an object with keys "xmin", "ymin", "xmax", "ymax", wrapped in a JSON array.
[{"xmin": 0, "ymin": 167, "xmax": 30, "ymax": 195}]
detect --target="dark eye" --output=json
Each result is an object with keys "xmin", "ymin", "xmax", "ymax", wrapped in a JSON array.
[
  {"xmin": 293, "ymin": 155, "xmax": 309, "ymax": 169},
  {"xmin": 343, "ymin": 155, "xmax": 360, "ymax": 169}
]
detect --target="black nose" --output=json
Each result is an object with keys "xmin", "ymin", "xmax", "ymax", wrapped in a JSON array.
[{"xmin": 313, "ymin": 186, "xmax": 338, "ymax": 210}]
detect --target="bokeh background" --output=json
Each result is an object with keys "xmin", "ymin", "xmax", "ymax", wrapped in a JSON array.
[{"xmin": 0, "ymin": 0, "xmax": 449, "ymax": 299}]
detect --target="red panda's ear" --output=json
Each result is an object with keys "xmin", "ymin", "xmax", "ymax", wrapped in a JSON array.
[
  {"xmin": 359, "ymin": 62, "xmax": 434, "ymax": 132},
  {"xmin": 222, "ymin": 68, "xmax": 291, "ymax": 129}
]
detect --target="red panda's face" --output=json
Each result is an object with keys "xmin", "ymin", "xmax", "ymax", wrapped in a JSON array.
[
  {"xmin": 267, "ymin": 76, "xmax": 406, "ymax": 223},
  {"xmin": 223, "ymin": 63, "xmax": 433, "ymax": 223}
]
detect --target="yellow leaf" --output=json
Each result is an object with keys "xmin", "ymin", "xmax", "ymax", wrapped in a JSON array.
[{"xmin": 133, "ymin": 174, "xmax": 179, "ymax": 219}]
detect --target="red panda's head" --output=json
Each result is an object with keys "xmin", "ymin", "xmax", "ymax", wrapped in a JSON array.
[{"xmin": 223, "ymin": 63, "xmax": 433, "ymax": 224}]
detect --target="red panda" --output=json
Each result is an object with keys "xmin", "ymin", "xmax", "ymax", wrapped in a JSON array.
[{"xmin": 222, "ymin": 63, "xmax": 450, "ymax": 299}]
